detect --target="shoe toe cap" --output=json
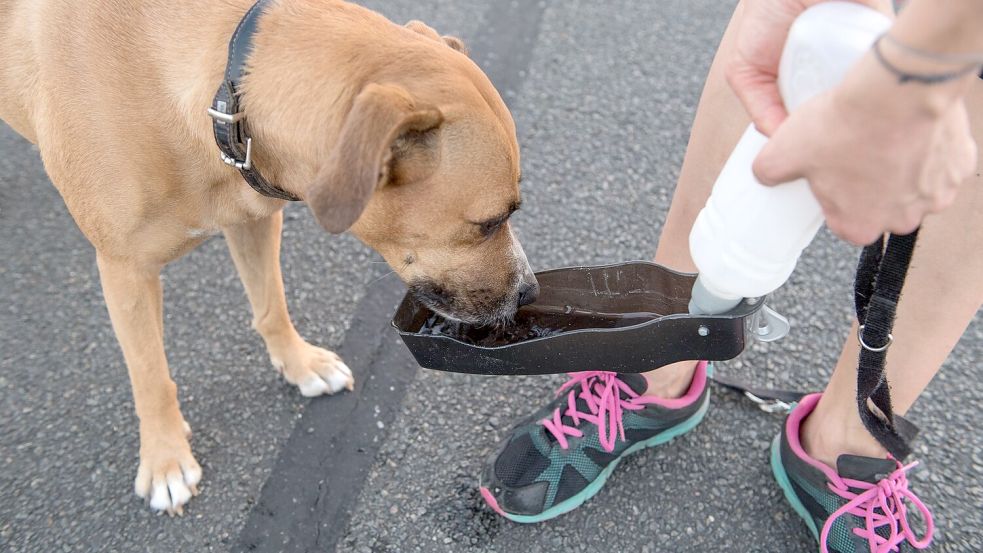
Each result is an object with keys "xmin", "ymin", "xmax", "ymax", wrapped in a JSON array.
[
  {"xmin": 480, "ymin": 435, "xmax": 552, "ymax": 517},
  {"xmin": 480, "ymin": 479, "xmax": 550, "ymax": 517}
]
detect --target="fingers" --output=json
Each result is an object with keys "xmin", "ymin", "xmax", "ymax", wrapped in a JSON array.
[
  {"xmin": 819, "ymin": 199, "xmax": 880, "ymax": 246},
  {"xmin": 726, "ymin": 63, "xmax": 788, "ymax": 137},
  {"xmin": 884, "ymin": 206, "xmax": 924, "ymax": 238},
  {"xmin": 826, "ymin": 213, "xmax": 896, "ymax": 246},
  {"xmin": 926, "ymin": 185, "xmax": 961, "ymax": 214},
  {"xmin": 752, "ymin": 113, "xmax": 808, "ymax": 186},
  {"xmin": 825, "ymin": 203, "xmax": 925, "ymax": 245},
  {"xmin": 825, "ymin": 220, "xmax": 882, "ymax": 247}
]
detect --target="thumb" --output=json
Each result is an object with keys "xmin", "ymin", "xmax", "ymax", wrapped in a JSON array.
[{"xmin": 752, "ymin": 120, "xmax": 807, "ymax": 186}]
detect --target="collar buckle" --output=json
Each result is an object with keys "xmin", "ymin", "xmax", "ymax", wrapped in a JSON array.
[
  {"xmin": 207, "ymin": 0, "xmax": 299, "ymax": 202},
  {"xmin": 209, "ymin": 100, "xmax": 252, "ymax": 170},
  {"xmin": 218, "ymin": 136, "xmax": 253, "ymax": 171}
]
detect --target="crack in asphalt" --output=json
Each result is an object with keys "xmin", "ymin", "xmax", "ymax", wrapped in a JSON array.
[{"xmin": 234, "ymin": 1, "xmax": 548, "ymax": 550}]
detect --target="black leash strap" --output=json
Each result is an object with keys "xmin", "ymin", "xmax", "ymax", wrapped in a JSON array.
[
  {"xmin": 713, "ymin": 231, "xmax": 922, "ymax": 460},
  {"xmin": 208, "ymin": 0, "xmax": 301, "ymax": 202},
  {"xmin": 854, "ymin": 230, "xmax": 919, "ymax": 460}
]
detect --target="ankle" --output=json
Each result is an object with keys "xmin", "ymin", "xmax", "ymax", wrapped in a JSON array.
[
  {"xmin": 643, "ymin": 360, "xmax": 699, "ymax": 399},
  {"xmin": 259, "ymin": 324, "xmax": 303, "ymax": 353},
  {"xmin": 800, "ymin": 399, "xmax": 889, "ymax": 469}
]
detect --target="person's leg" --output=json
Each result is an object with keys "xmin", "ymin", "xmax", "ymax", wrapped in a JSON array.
[
  {"xmin": 644, "ymin": 4, "xmax": 751, "ymax": 398},
  {"xmin": 801, "ymin": 79, "xmax": 983, "ymax": 467},
  {"xmin": 480, "ymin": 9, "xmax": 753, "ymax": 520}
]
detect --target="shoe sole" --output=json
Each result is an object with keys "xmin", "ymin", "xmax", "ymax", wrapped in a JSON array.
[
  {"xmin": 770, "ymin": 433, "xmax": 821, "ymax": 544},
  {"xmin": 482, "ymin": 373, "xmax": 713, "ymax": 524}
]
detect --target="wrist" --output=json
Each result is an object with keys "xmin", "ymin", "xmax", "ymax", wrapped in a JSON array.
[
  {"xmin": 879, "ymin": 34, "xmax": 978, "ymax": 111},
  {"xmin": 839, "ymin": 0, "xmax": 983, "ymax": 117},
  {"xmin": 837, "ymin": 47, "xmax": 973, "ymax": 122}
]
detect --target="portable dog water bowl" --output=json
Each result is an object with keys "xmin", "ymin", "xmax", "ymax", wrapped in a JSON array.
[{"xmin": 392, "ymin": 261, "xmax": 785, "ymax": 376}]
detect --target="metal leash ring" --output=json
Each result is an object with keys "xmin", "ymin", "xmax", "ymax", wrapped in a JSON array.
[{"xmin": 858, "ymin": 325, "xmax": 893, "ymax": 353}]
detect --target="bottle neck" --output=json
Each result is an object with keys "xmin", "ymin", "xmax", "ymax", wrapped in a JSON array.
[{"xmin": 689, "ymin": 276, "xmax": 743, "ymax": 315}]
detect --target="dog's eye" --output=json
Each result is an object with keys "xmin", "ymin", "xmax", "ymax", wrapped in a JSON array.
[
  {"xmin": 478, "ymin": 218, "xmax": 506, "ymax": 237},
  {"xmin": 474, "ymin": 201, "xmax": 520, "ymax": 239}
]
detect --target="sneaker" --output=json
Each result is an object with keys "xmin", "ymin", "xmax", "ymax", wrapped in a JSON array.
[
  {"xmin": 478, "ymin": 361, "xmax": 711, "ymax": 523},
  {"xmin": 771, "ymin": 393, "xmax": 934, "ymax": 553}
]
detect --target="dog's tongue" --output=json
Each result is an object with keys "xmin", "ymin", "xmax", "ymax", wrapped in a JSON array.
[{"xmin": 836, "ymin": 454, "xmax": 899, "ymax": 482}]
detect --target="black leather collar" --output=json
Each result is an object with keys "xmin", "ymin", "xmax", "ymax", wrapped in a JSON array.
[{"xmin": 208, "ymin": 0, "xmax": 300, "ymax": 201}]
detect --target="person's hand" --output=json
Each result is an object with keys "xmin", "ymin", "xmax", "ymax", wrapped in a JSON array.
[
  {"xmin": 728, "ymin": 0, "xmax": 976, "ymax": 245},
  {"xmin": 726, "ymin": 0, "xmax": 893, "ymax": 136},
  {"xmin": 752, "ymin": 58, "xmax": 978, "ymax": 245}
]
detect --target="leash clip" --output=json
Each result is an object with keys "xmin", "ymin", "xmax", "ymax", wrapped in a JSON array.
[{"xmin": 743, "ymin": 391, "xmax": 794, "ymax": 415}]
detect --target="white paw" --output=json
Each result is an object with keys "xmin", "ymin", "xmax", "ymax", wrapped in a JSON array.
[
  {"xmin": 134, "ymin": 439, "xmax": 202, "ymax": 516},
  {"xmin": 272, "ymin": 345, "xmax": 354, "ymax": 398}
]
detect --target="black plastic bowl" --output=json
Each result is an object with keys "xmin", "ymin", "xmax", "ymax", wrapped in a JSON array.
[{"xmin": 392, "ymin": 261, "xmax": 765, "ymax": 376}]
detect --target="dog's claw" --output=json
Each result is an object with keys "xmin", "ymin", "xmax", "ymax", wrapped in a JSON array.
[
  {"xmin": 137, "ymin": 443, "xmax": 201, "ymax": 515},
  {"xmin": 275, "ymin": 345, "xmax": 355, "ymax": 397}
]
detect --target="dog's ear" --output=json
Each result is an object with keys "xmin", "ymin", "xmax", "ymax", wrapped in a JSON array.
[
  {"xmin": 305, "ymin": 83, "xmax": 443, "ymax": 234},
  {"xmin": 441, "ymin": 35, "xmax": 469, "ymax": 56},
  {"xmin": 405, "ymin": 20, "xmax": 469, "ymax": 57}
]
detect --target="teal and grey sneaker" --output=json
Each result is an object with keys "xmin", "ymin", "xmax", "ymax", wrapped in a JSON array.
[
  {"xmin": 771, "ymin": 393, "xmax": 934, "ymax": 552},
  {"xmin": 479, "ymin": 361, "xmax": 711, "ymax": 523}
]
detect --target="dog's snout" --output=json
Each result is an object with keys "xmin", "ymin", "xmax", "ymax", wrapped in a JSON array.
[{"xmin": 517, "ymin": 281, "xmax": 540, "ymax": 307}]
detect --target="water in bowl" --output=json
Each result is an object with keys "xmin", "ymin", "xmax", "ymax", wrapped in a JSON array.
[{"xmin": 417, "ymin": 304, "xmax": 661, "ymax": 347}]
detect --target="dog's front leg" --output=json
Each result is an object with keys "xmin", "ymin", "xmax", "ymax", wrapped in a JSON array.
[
  {"xmin": 224, "ymin": 211, "xmax": 354, "ymax": 396},
  {"xmin": 97, "ymin": 256, "xmax": 201, "ymax": 515}
]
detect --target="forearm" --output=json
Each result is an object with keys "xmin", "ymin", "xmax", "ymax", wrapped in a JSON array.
[
  {"xmin": 893, "ymin": 0, "xmax": 983, "ymax": 55},
  {"xmin": 883, "ymin": 0, "xmax": 983, "ymax": 108},
  {"xmin": 834, "ymin": 0, "xmax": 983, "ymax": 119}
]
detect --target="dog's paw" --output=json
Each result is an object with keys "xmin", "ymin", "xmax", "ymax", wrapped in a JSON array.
[
  {"xmin": 271, "ymin": 343, "xmax": 354, "ymax": 397},
  {"xmin": 134, "ymin": 430, "xmax": 201, "ymax": 516}
]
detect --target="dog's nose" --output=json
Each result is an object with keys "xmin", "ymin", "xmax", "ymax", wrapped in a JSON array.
[{"xmin": 517, "ymin": 281, "xmax": 540, "ymax": 307}]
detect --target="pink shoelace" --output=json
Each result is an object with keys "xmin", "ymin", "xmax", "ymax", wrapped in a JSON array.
[
  {"xmin": 821, "ymin": 460, "xmax": 934, "ymax": 553},
  {"xmin": 540, "ymin": 371, "xmax": 643, "ymax": 452}
]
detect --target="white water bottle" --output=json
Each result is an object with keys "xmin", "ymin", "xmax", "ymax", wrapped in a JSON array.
[{"xmin": 688, "ymin": 2, "xmax": 893, "ymax": 315}]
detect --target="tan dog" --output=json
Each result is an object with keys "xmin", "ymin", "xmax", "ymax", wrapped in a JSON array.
[{"xmin": 0, "ymin": 0, "xmax": 537, "ymax": 514}]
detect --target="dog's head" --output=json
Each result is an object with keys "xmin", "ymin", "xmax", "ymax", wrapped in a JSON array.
[{"xmin": 270, "ymin": 28, "xmax": 536, "ymax": 325}]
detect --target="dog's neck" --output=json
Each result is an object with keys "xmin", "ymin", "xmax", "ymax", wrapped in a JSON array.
[
  {"xmin": 168, "ymin": 0, "xmax": 418, "ymax": 206},
  {"xmin": 149, "ymin": 0, "xmax": 288, "ymax": 209},
  {"xmin": 163, "ymin": 0, "xmax": 482, "ymax": 221}
]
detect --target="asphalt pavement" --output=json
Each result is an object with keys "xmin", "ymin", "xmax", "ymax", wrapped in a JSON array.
[{"xmin": 1, "ymin": 1, "xmax": 981, "ymax": 552}]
